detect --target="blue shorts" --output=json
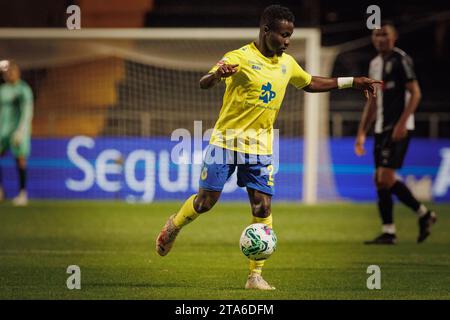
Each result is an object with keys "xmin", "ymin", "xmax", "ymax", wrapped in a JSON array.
[{"xmin": 199, "ymin": 144, "xmax": 275, "ymax": 196}]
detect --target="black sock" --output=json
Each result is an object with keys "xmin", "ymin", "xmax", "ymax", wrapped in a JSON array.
[
  {"xmin": 390, "ymin": 180, "xmax": 421, "ymax": 212},
  {"xmin": 377, "ymin": 188, "xmax": 393, "ymax": 225},
  {"xmin": 17, "ymin": 167, "xmax": 26, "ymax": 191}
]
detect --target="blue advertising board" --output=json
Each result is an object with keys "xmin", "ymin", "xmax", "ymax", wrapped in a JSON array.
[
  {"xmin": 330, "ymin": 138, "xmax": 450, "ymax": 202},
  {"xmin": 0, "ymin": 136, "xmax": 449, "ymax": 202}
]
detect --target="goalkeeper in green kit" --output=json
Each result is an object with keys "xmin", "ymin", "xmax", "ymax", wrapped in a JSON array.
[{"xmin": 0, "ymin": 60, "xmax": 34, "ymax": 206}]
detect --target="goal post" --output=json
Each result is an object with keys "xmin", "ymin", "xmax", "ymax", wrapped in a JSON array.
[
  {"xmin": 300, "ymin": 28, "xmax": 321, "ymax": 204},
  {"xmin": 0, "ymin": 28, "xmax": 327, "ymax": 203}
]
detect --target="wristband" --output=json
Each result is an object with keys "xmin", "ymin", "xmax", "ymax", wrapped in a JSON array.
[{"xmin": 337, "ymin": 77, "xmax": 354, "ymax": 89}]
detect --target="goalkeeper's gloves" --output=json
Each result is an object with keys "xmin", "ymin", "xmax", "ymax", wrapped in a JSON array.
[
  {"xmin": 12, "ymin": 130, "xmax": 24, "ymax": 146},
  {"xmin": 0, "ymin": 60, "xmax": 10, "ymax": 72}
]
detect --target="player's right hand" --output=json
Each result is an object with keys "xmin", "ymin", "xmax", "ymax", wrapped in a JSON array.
[
  {"xmin": 0, "ymin": 60, "xmax": 10, "ymax": 72},
  {"xmin": 214, "ymin": 64, "xmax": 239, "ymax": 79},
  {"xmin": 354, "ymin": 134, "xmax": 366, "ymax": 156},
  {"xmin": 353, "ymin": 77, "xmax": 383, "ymax": 98}
]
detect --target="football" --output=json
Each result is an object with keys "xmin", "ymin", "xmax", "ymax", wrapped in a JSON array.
[{"xmin": 239, "ymin": 223, "xmax": 277, "ymax": 260}]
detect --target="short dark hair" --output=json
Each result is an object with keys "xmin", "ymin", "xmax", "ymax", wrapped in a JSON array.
[{"xmin": 260, "ymin": 5, "xmax": 295, "ymax": 30}]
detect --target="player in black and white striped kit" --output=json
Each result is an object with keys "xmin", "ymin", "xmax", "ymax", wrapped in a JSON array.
[{"xmin": 355, "ymin": 21, "xmax": 437, "ymax": 244}]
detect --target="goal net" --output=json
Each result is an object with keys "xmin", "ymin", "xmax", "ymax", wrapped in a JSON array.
[{"xmin": 0, "ymin": 28, "xmax": 338, "ymax": 203}]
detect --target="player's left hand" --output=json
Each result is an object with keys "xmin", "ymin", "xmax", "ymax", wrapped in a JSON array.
[
  {"xmin": 354, "ymin": 133, "xmax": 366, "ymax": 156},
  {"xmin": 0, "ymin": 60, "xmax": 10, "ymax": 72},
  {"xmin": 353, "ymin": 77, "xmax": 383, "ymax": 98},
  {"xmin": 392, "ymin": 123, "xmax": 407, "ymax": 141}
]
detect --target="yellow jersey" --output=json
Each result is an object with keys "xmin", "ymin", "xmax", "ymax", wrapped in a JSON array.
[{"xmin": 208, "ymin": 42, "xmax": 311, "ymax": 155}]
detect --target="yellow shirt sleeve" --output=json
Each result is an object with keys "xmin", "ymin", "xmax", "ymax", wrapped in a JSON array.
[
  {"xmin": 288, "ymin": 56, "xmax": 312, "ymax": 89},
  {"xmin": 208, "ymin": 50, "xmax": 242, "ymax": 75}
]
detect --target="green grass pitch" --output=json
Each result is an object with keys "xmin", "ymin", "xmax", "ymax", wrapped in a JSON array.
[{"xmin": 0, "ymin": 201, "xmax": 449, "ymax": 299}]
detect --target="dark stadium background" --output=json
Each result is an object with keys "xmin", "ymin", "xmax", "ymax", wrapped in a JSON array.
[{"xmin": 1, "ymin": 0, "xmax": 449, "ymax": 138}]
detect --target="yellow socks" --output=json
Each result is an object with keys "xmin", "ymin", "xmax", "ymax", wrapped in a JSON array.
[
  {"xmin": 172, "ymin": 194, "xmax": 200, "ymax": 228},
  {"xmin": 253, "ymin": 214, "xmax": 273, "ymax": 229},
  {"xmin": 173, "ymin": 196, "xmax": 272, "ymax": 275},
  {"xmin": 249, "ymin": 214, "xmax": 273, "ymax": 275}
]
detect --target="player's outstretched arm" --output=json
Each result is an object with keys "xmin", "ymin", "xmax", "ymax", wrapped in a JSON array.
[
  {"xmin": 355, "ymin": 96, "xmax": 377, "ymax": 156},
  {"xmin": 199, "ymin": 63, "xmax": 239, "ymax": 90},
  {"xmin": 303, "ymin": 76, "xmax": 382, "ymax": 97}
]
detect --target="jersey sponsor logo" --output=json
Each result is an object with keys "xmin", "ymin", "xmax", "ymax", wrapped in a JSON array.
[
  {"xmin": 259, "ymin": 82, "xmax": 276, "ymax": 104},
  {"xmin": 281, "ymin": 64, "xmax": 287, "ymax": 75},
  {"xmin": 248, "ymin": 60, "xmax": 263, "ymax": 71},
  {"xmin": 384, "ymin": 61, "xmax": 393, "ymax": 74}
]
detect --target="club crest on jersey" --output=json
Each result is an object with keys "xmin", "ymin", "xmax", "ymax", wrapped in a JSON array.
[
  {"xmin": 259, "ymin": 82, "xmax": 276, "ymax": 103},
  {"xmin": 384, "ymin": 61, "xmax": 393, "ymax": 74}
]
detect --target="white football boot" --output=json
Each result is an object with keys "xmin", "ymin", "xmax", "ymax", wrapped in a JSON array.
[
  {"xmin": 245, "ymin": 273, "xmax": 276, "ymax": 290},
  {"xmin": 12, "ymin": 190, "xmax": 28, "ymax": 206}
]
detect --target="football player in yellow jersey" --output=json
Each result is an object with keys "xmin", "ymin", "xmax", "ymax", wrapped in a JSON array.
[{"xmin": 156, "ymin": 5, "xmax": 382, "ymax": 290}]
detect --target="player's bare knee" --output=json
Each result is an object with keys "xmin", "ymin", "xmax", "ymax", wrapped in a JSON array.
[
  {"xmin": 375, "ymin": 176, "xmax": 385, "ymax": 189},
  {"xmin": 193, "ymin": 199, "xmax": 210, "ymax": 213},
  {"xmin": 194, "ymin": 190, "xmax": 221, "ymax": 213},
  {"xmin": 376, "ymin": 181, "xmax": 388, "ymax": 190},
  {"xmin": 16, "ymin": 158, "xmax": 26, "ymax": 169},
  {"xmin": 251, "ymin": 203, "xmax": 271, "ymax": 218},
  {"xmin": 193, "ymin": 195, "xmax": 216, "ymax": 213},
  {"xmin": 378, "ymin": 171, "xmax": 395, "ymax": 189}
]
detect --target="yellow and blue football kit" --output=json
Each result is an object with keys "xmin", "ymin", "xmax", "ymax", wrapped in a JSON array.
[
  {"xmin": 199, "ymin": 42, "xmax": 311, "ymax": 195},
  {"xmin": 161, "ymin": 43, "xmax": 312, "ymax": 279}
]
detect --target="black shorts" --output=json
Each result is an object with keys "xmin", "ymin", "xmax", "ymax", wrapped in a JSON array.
[{"xmin": 374, "ymin": 130, "xmax": 411, "ymax": 169}]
